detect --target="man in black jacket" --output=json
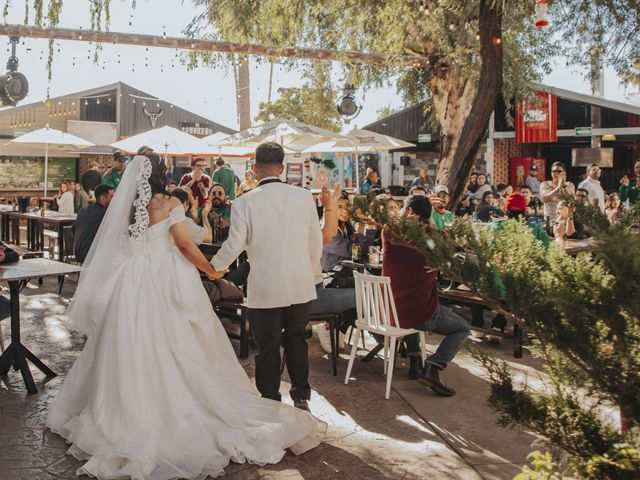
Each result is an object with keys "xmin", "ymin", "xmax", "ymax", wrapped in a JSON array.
[{"xmin": 73, "ymin": 184, "xmax": 114, "ymax": 263}]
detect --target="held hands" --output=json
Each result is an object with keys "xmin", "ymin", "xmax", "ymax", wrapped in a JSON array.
[
  {"xmin": 206, "ymin": 266, "xmax": 228, "ymax": 281},
  {"xmin": 621, "ymin": 175, "xmax": 629, "ymax": 187}
]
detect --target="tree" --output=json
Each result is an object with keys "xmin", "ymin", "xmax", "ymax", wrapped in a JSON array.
[
  {"xmin": 376, "ymin": 105, "xmax": 403, "ymax": 120},
  {"xmin": 255, "ymin": 63, "xmax": 342, "ymax": 132},
  {"xmin": 353, "ymin": 195, "xmax": 640, "ymax": 479}
]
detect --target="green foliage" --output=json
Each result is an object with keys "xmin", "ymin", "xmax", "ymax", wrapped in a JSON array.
[
  {"xmin": 255, "ymin": 63, "xmax": 342, "ymax": 132},
  {"xmin": 353, "ymin": 195, "xmax": 640, "ymax": 479}
]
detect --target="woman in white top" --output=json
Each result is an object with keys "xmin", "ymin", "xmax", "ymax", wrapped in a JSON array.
[
  {"xmin": 236, "ymin": 170, "xmax": 259, "ymax": 197},
  {"xmin": 55, "ymin": 181, "xmax": 75, "ymax": 214}
]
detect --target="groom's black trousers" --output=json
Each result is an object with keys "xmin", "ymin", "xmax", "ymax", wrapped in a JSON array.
[{"xmin": 249, "ymin": 301, "xmax": 311, "ymax": 402}]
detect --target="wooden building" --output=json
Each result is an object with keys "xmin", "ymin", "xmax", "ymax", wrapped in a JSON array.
[
  {"xmin": 365, "ymin": 85, "xmax": 640, "ymax": 191},
  {"xmin": 0, "ymin": 81, "xmax": 235, "ymax": 197}
]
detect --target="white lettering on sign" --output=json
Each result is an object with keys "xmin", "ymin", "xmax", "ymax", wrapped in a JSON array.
[
  {"xmin": 181, "ymin": 126, "xmax": 216, "ymax": 136},
  {"xmin": 524, "ymin": 109, "xmax": 546, "ymax": 123}
]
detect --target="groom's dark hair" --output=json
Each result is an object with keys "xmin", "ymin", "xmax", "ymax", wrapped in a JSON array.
[{"xmin": 255, "ymin": 142, "xmax": 284, "ymax": 164}]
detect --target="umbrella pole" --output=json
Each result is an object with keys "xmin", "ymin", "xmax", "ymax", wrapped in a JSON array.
[{"xmin": 44, "ymin": 143, "xmax": 49, "ymax": 198}]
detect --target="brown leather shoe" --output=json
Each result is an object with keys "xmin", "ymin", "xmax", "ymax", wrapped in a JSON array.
[{"xmin": 420, "ymin": 363, "xmax": 456, "ymax": 396}]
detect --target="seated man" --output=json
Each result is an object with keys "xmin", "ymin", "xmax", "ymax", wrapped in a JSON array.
[
  {"xmin": 383, "ymin": 195, "xmax": 470, "ymax": 396},
  {"xmin": 430, "ymin": 185, "xmax": 455, "ymax": 230},
  {"xmin": 170, "ymin": 187, "xmax": 212, "ymax": 244},
  {"xmin": 72, "ymin": 184, "xmax": 114, "ymax": 263},
  {"xmin": 203, "ymin": 182, "xmax": 232, "ymax": 240}
]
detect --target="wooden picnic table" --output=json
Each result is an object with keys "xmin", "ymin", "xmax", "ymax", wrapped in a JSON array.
[{"xmin": 0, "ymin": 211, "xmax": 76, "ymax": 262}]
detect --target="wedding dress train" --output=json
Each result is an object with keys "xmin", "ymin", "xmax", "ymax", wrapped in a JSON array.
[{"xmin": 46, "ymin": 205, "xmax": 323, "ymax": 479}]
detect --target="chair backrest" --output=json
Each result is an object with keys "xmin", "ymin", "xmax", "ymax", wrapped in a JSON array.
[{"xmin": 353, "ymin": 271, "xmax": 400, "ymax": 329}]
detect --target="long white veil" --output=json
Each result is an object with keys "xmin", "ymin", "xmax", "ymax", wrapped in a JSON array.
[{"xmin": 66, "ymin": 156, "xmax": 152, "ymax": 337}]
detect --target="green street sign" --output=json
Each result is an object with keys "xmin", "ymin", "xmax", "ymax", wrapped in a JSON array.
[{"xmin": 575, "ymin": 127, "xmax": 592, "ymax": 137}]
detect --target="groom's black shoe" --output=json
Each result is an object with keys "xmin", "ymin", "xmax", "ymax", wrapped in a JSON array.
[{"xmin": 293, "ymin": 399, "xmax": 309, "ymax": 411}]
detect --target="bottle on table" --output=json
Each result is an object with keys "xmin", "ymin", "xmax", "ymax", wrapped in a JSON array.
[{"xmin": 351, "ymin": 234, "xmax": 361, "ymax": 262}]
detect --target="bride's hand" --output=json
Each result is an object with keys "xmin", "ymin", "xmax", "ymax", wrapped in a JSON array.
[{"xmin": 206, "ymin": 267, "xmax": 227, "ymax": 281}]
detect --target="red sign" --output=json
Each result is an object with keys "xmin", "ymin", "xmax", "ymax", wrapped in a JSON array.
[{"xmin": 516, "ymin": 91, "xmax": 557, "ymax": 143}]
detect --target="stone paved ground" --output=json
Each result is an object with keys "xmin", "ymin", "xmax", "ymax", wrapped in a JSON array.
[{"xmin": 0, "ymin": 277, "xmax": 542, "ymax": 479}]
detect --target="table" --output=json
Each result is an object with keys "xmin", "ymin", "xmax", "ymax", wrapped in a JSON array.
[
  {"xmin": 0, "ymin": 258, "xmax": 82, "ymax": 393},
  {"xmin": 0, "ymin": 205, "xmax": 14, "ymax": 243},
  {"xmin": 3, "ymin": 211, "xmax": 76, "ymax": 262},
  {"xmin": 561, "ymin": 238, "xmax": 597, "ymax": 255}
]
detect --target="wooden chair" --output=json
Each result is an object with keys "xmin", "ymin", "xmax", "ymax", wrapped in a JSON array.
[{"xmin": 344, "ymin": 271, "xmax": 427, "ymax": 399}]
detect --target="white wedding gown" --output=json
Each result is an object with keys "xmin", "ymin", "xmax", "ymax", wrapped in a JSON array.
[{"xmin": 46, "ymin": 206, "xmax": 323, "ymax": 480}]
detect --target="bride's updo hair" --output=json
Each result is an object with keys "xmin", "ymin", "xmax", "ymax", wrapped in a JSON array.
[{"xmin": 146, "ymin": 152, "xmax": 169, "ymax": 196}]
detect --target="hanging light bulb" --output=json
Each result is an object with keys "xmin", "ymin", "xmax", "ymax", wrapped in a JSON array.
[{"xmin": 85, "ymin": 100, "xmax": 88, "ymax": 106}]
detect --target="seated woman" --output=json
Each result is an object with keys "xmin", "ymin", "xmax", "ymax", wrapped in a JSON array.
[
  {"xmin": 320, "ymin": 192, "xmax": 354, "ymax": 273},
  {"xmin": 313, "ymin": 185, "xmax": 358, "ymax": 353},
  {"xmin": 474, "ymin": 191, "xmax": 505, "ymax": 222},
  {"xmin": 553, "ymin": 201, "xmax": 589, "ymax": 239},
  {"xmin": 605, "ymin": 192, "xmax": 623, "ymax": 224}
]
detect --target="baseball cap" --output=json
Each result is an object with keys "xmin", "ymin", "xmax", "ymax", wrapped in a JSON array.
[
  {"xmin": 530, "ymin": 165, "xmax": 538, "ymax": 171},
  {"xmin": 434, "ymin": 185, "xmax": 449, "ymax": 195},
  {"xmin": 505, "ymin": 193, "xmax": 527, "ymax": 212}
]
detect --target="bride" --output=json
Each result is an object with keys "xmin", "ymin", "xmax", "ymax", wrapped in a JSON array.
[{"xmin": 46, "ymin": 154, "xmax": 323, "ymax": 479}]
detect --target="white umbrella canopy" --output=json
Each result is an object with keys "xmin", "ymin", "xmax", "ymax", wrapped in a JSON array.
[
  {"xmin": 111, "ymin": 126, "xmax": 216, "ymax": 156},
  {"xmin": 4, "ymin": 125, "xmax": 94, "ymax": 196},
  {"xmin": 221, "ymin": 118, "xmax": 347, "ymax": 151},
  {"xmin": 302, "ymin": 128, "xmax": 415, "ymax": 153},
  {"xmin": 202, "ymin": 132, "xmax": 256, "ymax": 158}
]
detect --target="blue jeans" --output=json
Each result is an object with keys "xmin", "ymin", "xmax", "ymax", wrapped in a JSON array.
[
  {"xmin": 310, "ymin": 284, "xmax": 357, "ymax": 333},
  {"xmin": 405, "ymin": 304, "xmax": 470, "ymax": 368}
]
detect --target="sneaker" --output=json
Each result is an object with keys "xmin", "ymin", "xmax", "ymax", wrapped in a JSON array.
[
  {"xmin": 293, "ymin": 399, "xmax": 309, "ymax": 411},
  {"xmin": 317, "ymin": 322, "xmax": 333, "ymax": 354}
]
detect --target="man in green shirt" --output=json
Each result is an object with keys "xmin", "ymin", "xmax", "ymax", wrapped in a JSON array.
[
  {"xmin": 619, "ymin": 160, "xmax": 640, "ymax": 207},
  {"xmin": 430, "ymin": 185, "xmax": 455, "ymax": 230},
  {"xmin": 212, "ymin": 158, "xmax": 238, "ymax": 201},
  {"xmin": 101, "ymin": 152, "xmax": 126, "ymax": 189}
]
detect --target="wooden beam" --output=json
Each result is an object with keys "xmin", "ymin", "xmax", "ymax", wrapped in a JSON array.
[{"xmin": 0, "ymin": 24, "xmax": 424, "ymax": 68}]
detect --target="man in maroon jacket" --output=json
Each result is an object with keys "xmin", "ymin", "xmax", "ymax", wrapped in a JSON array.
[{"xmin": 382, "ymin": 195, "xmax": 470, "ymax": 396}]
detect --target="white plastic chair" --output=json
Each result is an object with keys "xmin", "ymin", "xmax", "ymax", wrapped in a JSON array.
[{"xmin": 344, "ymin": 271, "xmax": 427, "ymax": 399}]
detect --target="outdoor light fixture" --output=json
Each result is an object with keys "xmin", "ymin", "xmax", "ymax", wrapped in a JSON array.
[
  {"xmin": 336, "ymin": 69, "xmax": 362, "ymax": 122},
  {"xmin": 0, "ymin": 36, "xmax": 29, "ymax": 107}
]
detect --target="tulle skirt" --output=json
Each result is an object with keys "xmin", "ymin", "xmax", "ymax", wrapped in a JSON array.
[{"xmin": 46, "ymin": 250, "xmax": 323, "ymax": 479}]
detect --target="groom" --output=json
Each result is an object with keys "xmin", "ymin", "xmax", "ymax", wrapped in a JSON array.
[{"xmin": 211, "ymin": 142, "xmax": 323, "ymax": 410}]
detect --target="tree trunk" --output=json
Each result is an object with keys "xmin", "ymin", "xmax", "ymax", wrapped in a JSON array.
[
  {"xmin": 235, "ymin": 55, "xmax": 251, "ymax": 130},
  {"xmin": 434, "ymin": 0, "xmax": 503, "ymax": 208}
]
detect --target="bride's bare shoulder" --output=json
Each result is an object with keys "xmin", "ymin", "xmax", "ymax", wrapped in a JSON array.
[{"xmin": 147, "ymin": 193, "xmax": 179, "ymax": 223}]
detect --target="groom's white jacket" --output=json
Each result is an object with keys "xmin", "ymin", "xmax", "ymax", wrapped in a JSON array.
[{"xmin": 210, "ymin": 180, "xmax": 322, "ymax": 309}]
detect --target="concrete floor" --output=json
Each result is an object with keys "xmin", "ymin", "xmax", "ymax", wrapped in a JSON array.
[{"xmin": 0, "ymin": 277, "xmax": 542, "ymax": 480}]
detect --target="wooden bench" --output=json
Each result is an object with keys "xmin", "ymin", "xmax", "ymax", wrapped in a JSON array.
[{"xmin": 439, "ymin": 287, "xmax": 525, "ymax": 358}]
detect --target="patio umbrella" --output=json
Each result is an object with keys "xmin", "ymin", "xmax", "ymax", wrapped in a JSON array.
[
  {"xmin": 220, "ymin": 118, "xmax": 348, "ymax": 151},
  {"xmin": 302, "ymin": 129, "xmax": 415, "ymax": 188},
  {"xmin": 4, "ymin": 125, "xmax": 94, "ymax": 197},
  {"xmin": 302, "ymin": 128, "xmax": 415, "ymax": 153},
  {"xmin": 112, "ymin": 126, "xmax": 216, "ymax": 156},
  {"xmin": 202, "ymin": 132, "xmax": 255, "ymax": 158}
]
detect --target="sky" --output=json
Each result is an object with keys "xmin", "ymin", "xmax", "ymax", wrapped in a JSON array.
[{"xmin": 1, "ymin": 0, "xmax": 637, "ymax": 133}]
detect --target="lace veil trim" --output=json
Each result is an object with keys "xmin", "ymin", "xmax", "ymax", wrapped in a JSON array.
[{"xmin": 127, "ymin": 156, "xmax": 153, "ymax": 239}]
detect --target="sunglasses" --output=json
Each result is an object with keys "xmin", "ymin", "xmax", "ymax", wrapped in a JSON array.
[
  {"xmin": 552, "ymin": 170, "xmax": 563, "ymax": 173},
  {"xmin": 210, "ymin": 190, "xmax": 225, "ymax": 196},
  {"xmin": 195, "ymin": 164, "xmax": 207, "ymax": 167}
]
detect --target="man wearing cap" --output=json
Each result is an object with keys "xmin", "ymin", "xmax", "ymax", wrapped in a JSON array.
[
  {"xmin": 179, "ymin": 157, "xmax": 212, "ymax": 208},
  {"xmin": 524, "ymin": 165, "xmax": 541, "ymax": 199},
  {"xmin": 210, "ymin": 142, "xmax": 322, "ymax": 411},
  {"xmin": 430, "ymin": 185, "xmax": 455, "ymax": 230},
  {"xmin": 101, "ymin": 151, "xmax": 126, "ymax": 189}
]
